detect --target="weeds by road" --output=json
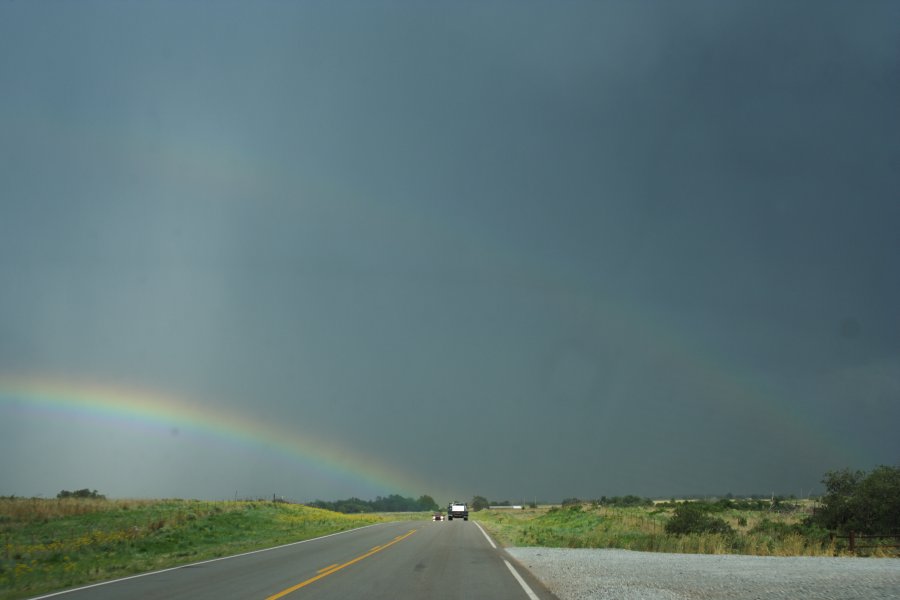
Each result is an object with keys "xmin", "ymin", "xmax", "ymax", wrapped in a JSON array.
[
  {"xmin": 0, "ymin": 497, "xmax": 422, "ymax": 600},
  {"xmin": 473, "ymin": 503, "xmax": 881, "ymax": 557}
]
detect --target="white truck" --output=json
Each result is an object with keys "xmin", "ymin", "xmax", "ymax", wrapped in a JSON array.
[{"xmin": 448, "ymin": 502, "xmax": 468, "ymax": 521}]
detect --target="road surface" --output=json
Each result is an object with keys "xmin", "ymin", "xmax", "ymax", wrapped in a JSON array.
[{"xmin": 33, "ymin": 520, "xmax": 556, "ymax": 600}]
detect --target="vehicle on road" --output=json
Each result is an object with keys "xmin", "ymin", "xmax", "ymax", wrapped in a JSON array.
[
  {"xmin": 432, "ymin": 512, "xmax": 443, "ymax": 521},
  {"xmin": 448, "ymin": 502, "xmax": 468, "ymax": 520}
]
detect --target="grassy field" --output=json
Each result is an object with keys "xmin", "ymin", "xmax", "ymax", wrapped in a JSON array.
[
  {"xmin": 472, "ymin": 502, "xmax": 869, "ymax": 557},
  {"xmin": 0, "ymin": 497, "xmax": 425, "ymax": 600}
]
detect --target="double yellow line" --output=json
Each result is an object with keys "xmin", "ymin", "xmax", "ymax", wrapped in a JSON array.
[{"xmin": 265, "ymin": 529, "xmax": 417, "ymax": 599}]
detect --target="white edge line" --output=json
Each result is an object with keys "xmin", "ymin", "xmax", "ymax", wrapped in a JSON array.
[
  {"xmin": 27, "ymin": 522, "xmax": 388, "ymax": 600},
  {"xmin": 474, "ymin": 522, "xmax": 539, "ymax": 599},
  {"xmin": 504, "ymin": 559, "xmax": 541, "ymax": 600},
  {"xmin": 474, "ymin": 522, "xmax": 497, "ymax": 549}
]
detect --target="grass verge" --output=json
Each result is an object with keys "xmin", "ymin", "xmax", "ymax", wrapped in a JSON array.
[
  {"xmin": 0, "ymin": 497, "xmax": 424, "ymax": 600},
  {"xmin": 472, "ymin": 504, "xmax": 866, "ymax": 557}
]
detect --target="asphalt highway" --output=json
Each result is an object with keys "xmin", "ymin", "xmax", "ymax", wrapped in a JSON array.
[{"xmin": 33, "ymin": 520, "xmax": 557, "ymax": 600}]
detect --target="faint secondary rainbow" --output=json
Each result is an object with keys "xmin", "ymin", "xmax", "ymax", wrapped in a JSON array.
[
  {"xmin": 425, "ymin": 220, "xmax": 866, "ymax": 469},
  {"xmin": 0, "ymin": 374, "xmax": 424, "ymax": 497}
]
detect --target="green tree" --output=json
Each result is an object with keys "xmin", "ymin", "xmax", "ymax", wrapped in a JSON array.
[
  {"xmin": 812, "ymin": 465, "xmax": 900, "ymax": 534},
  {"xmin": 416, "ymin": 494, "xmax": 438, "ymax": 511},
  {"xmin": 470, "ymin": 495, "xmax": 489, "ymax": 511}
]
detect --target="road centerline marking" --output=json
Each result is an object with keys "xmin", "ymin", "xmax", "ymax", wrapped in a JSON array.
[
  {"xmin": 316, "ymin": 563, "xmax": 339, "ymax": 574},
  {"xmin": 265, "ymin": 529, "xmax": 417, "ymax": 600}
]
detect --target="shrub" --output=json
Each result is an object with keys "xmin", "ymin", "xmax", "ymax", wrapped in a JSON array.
[
  {"xmin": 665, "ymin": 503, "xmax": 734, "ymax": 536},
  {"xmin": 751, "ymin": 518, "xmax": 796, "ymax": 537}
]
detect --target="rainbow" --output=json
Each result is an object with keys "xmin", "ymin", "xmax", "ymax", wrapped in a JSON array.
[{"xmin": 0, "ymin": 374, "xmax": 424, "ymax": 497}]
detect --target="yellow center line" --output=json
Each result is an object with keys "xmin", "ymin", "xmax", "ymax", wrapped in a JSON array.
[
  {"xmin": 316, "ymin": 564, "xmax": 339, "ymax": 574},
  {"xmin": 265, "ymin": 529, "xmax": 417, "ymax": 600}
]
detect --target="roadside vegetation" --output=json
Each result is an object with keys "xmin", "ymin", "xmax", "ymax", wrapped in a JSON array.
[
  {"xmin": 0, "ymin": 496, "xmax": 419, "ymax": 600},
  {"xmin": 475, "ymin": 466, "xmax": 900, "ymax": 558},
  {"xmin": 475, "ymin": 501, "xmax": 845, "ymax": 556}
]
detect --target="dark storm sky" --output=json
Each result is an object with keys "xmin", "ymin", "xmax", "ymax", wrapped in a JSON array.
[{"xmin": 1, "ymin": 1, "xmax": 898, "ymax": 502}]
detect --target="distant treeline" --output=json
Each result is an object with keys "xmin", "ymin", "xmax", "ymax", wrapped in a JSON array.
[
  {"xmin": 560, "ymin": 495, "xmax": 804, "ymax": 510},
  {"xmin": 594, "ymin": 495, "xmax": 654, "ymax": 507},
  {"xmin": 57, "ymin": 489, "xmax": 106, "ymax": 500},
  {"xmin": 658, "ymin": 496, "xmax": 802, "ymax": 512},
  {"xmin": 306, "ymin": 494, "xmax": 438, "ymax": 513},
  {"xmin": 559, "ymin": 495, "xmax": 654, "ymax": 507}
]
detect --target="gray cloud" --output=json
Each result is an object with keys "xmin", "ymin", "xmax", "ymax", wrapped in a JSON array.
[{"xmin": 1, "ymin": 1, "xmax": 898, "ymax": 502}]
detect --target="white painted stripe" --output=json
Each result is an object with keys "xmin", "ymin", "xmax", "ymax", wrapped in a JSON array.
[
  {"xmin": 474, "ymin": 522, "xmax": 497, "ymax": 549},
  {"xmin": 27, "ymin": 522, "xmax": 388, "ymax": 599},
  {"xmin": 504, "ymin": 559, "xmax": 541, "ymax": 600}
]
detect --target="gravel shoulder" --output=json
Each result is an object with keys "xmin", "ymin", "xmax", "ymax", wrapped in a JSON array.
[{"xmin": 507, "ymin": 547, "xmax": 900, "ymax": 600}]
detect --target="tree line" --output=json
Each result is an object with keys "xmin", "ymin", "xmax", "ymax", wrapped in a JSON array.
[
  {"xmin": 57, "ymin": 489, "xmax": 106, "ymax": 500},
  {"xmin": 306, "ymin": 494, "xmax": 438, "ymax": 513}
]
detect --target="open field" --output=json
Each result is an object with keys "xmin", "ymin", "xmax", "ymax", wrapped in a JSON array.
[
  {"xmin": 473, "ymin": 502, "xmax": 896, "ymax": 557},
  {"xmin": 0, "ymin": 497, "xmax": 424, "ymax": 600}
]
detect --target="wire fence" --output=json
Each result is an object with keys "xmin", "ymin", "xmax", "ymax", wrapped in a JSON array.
[{"xmin": 831, "ymin": 531, "xmax": 900, "ymax": 554}]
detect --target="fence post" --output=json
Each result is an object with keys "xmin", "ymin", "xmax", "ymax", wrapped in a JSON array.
[{"xmin": 849, "ymin": 531, "xmax": 855, "ymax": 553}]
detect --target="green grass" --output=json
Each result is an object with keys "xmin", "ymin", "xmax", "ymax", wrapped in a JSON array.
[
  {"xmin": 473, "ymin": 503, "xmax": 847, "ymax": 557},
  {"xmin": 0, "ymin": 497, "xmax": 424, "ymax": 600}
]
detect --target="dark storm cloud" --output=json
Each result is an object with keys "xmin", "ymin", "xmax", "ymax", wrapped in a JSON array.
[{"xmin": 1, "ymin": 1, "xmax": 897, "ymax": 502}]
